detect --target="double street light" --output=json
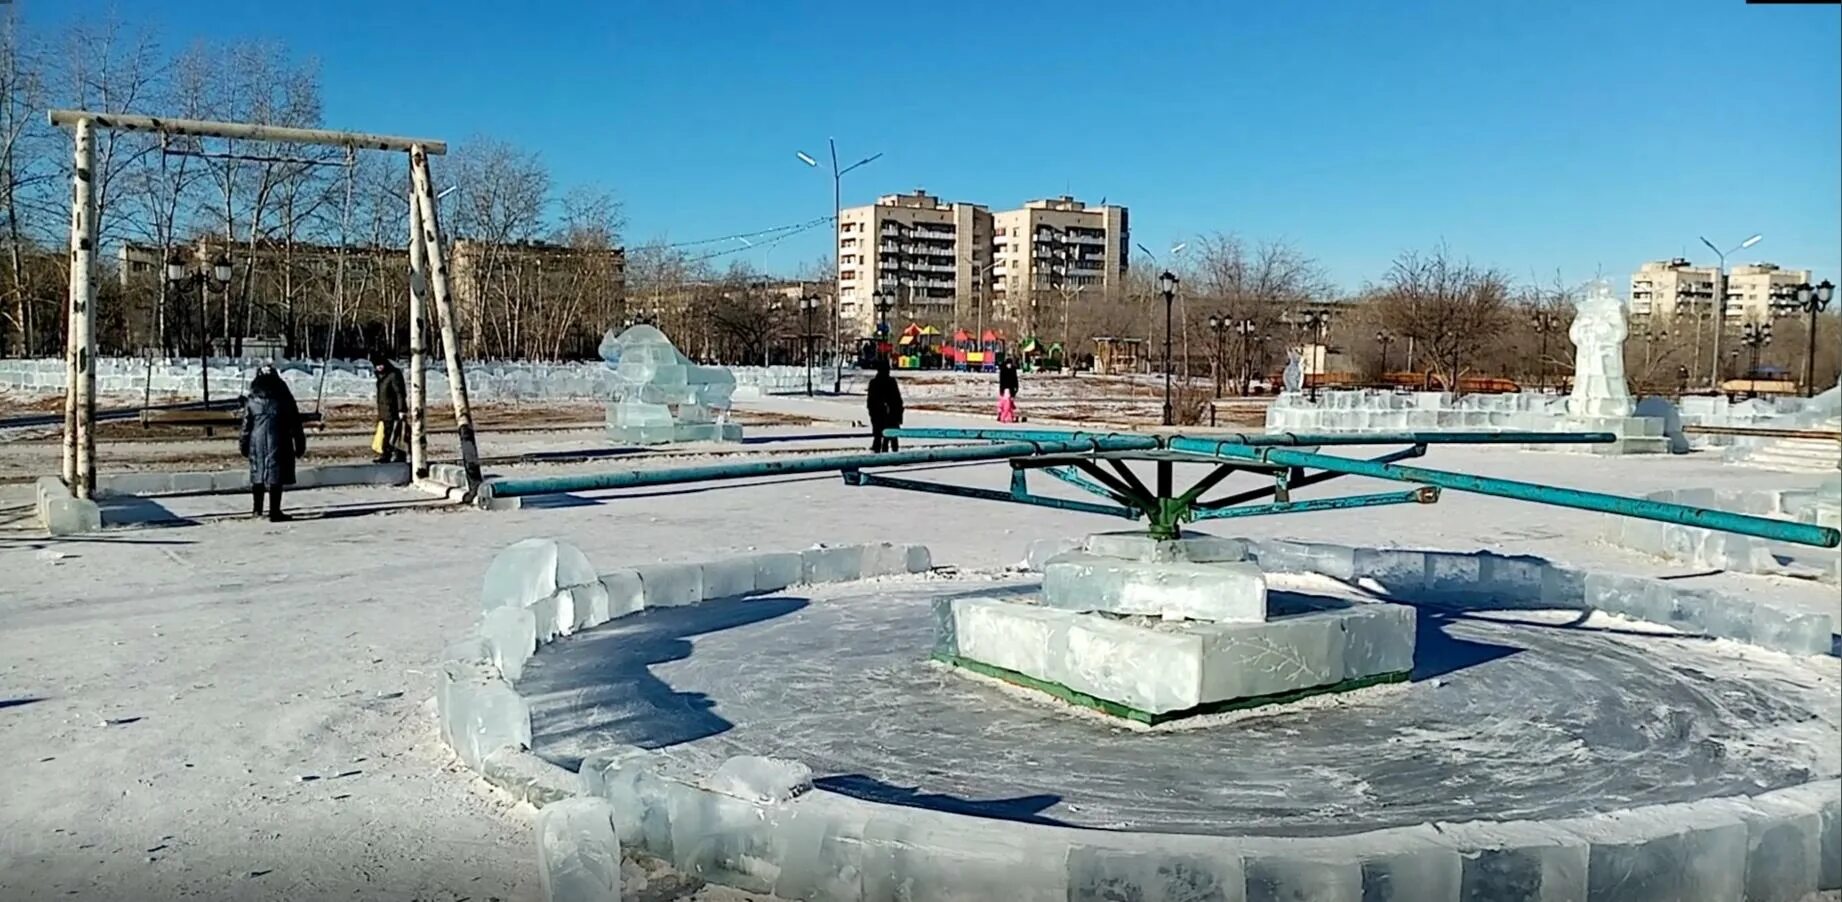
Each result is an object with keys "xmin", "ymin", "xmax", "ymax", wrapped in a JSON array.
[
  {"xmin": 1699, "ymin": 232, "xmax": 1763, "ymax": 387},
  {"xmin": 1791, "ymin": 280, "xmax": 1835, "ymax": 397},
  {"xmin": 166, "ymin": 249, "xmax": 234, "ymax": 428},
  {"xmin": 1530, "ymin": 310, "xmax": 1564, "ymax": 391},
  {"xmin": 798, "ymin": 141, "xmax": 882, "ymax": 394},
  {"xmin": 1738, "ymin": 320, "xmax": 1772, "ymax": 399},
  {"xmin": 1375, "ymin": 330, "xmax": 1397, "ymax": 376}
]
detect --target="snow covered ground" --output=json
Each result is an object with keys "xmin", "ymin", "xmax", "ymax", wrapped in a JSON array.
[{"xmin": 0, "ymin": 390, "xmax": 1837, "ymax": 900}]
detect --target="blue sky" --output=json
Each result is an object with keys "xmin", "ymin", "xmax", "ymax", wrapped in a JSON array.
[{"xmin": 29, "ymin": 0, "xmax": 1842, "ymax": 292}]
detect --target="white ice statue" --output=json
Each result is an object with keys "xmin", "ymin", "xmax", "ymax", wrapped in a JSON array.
[
  {"xmin": 1566, "ymin": 279, "xmax": 1635, "ymax": 419},
  {"xmin": 1282, "ymin": 349, "xmax": 1305, "ymax": 395}
]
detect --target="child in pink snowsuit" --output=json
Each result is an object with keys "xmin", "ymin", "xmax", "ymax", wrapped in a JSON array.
[{"xmin": 996, "ymin": 390, "xmax": 1018, "ymax": 423}]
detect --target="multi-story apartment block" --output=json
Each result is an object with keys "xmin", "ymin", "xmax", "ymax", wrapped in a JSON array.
[
  {"xmin": 1630, "ymin": 258, "xmax": 1811, "ymax": 322},
  {"xmin": 836, "ymin": 191, "xmax": 1126, "ymax": 337},
  {"xmin": 836, "ymin": 190, "xmax": 991, "ymax": 336},
  {"xmin": 991, "ymin": 197, "xmax": 1128, "ymax": 334}
]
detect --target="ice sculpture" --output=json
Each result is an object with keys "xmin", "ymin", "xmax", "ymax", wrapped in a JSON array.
[
  {"xmin": 599, "ymin": 324, "xmax": 742, "ymax": 445},
  {"xmin": 1282, "ymin": 349, "xmax": 1304, "ymax": 394},
  {"xmin": 1566, "ymin": 280, "xmax": 1634, "ymax": 419}
]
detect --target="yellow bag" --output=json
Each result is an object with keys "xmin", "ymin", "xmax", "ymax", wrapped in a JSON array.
[{"xmin": 371, "ymin": 421, "xmax": 388, "ymax": 455}]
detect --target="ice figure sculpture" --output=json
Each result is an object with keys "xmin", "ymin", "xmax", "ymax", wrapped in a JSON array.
[
  {"xmin": 1282, "ymin": 349, "xmax": 1305, "ymax": 394},
  {"xmin": 1566, "ymin": 280, "xmax": 1634, "ymax": 419},
  {"xmin": 599, "ymin": 324, "xmax": 743, "ymax": 445}
]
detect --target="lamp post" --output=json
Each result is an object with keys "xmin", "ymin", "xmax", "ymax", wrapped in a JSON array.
[
  {"xmin": 1640, "ymin": 325, "xmax": 1668, "ymax": 375},
  {"xmin": 1233, "ymin": 318, "xmax": 1257, "ymax": 395},
  {"xmin": 1295, "ymin": 307, "xmax": 1331, "ymax": 401},
  {"xmin": 1699, "ymin": 232, "xmax": 1763, "ymax": 388},
  {"xmin": 1530, "ymin": 310, "xmax": 1563, "ymax": 391},
  {"xmin": 1207, "ymin": 313, "xmax": 1227, "ymax": 398},
  {"xmin": 798, "ymin": 141, "xmax": 882, "ymax": 394},
  {"xmin": 166, "ymin": 249, "xmax": 233, "ymax": 432},
  {"xmin": 1738, "ymin": 320, "xmax": 1772, "ymax": 399},
  {"xmin": 800, "ymin": 294, "xmax": 821, "ymax": 396},
  {"xmin": 1791, "ymin": 280, "xmax": 1835, "ymax": 397},
  {"xmin": 1157, "ymin": 271, "xmax": 1178, "ymax": 427},
  {"xmin": 1375, "ymin": 330, "xmax": 1397, "ymax": 380},
  {"xmin": 872, "ymin": 289, "xmax": 895, "ymax": 368}
]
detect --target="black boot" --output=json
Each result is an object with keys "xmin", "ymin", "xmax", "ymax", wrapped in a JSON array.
[
  {"xmin": 267, "ymin": 486, "xmax": 291, "ymax": 523},
  {"xmin": 251, "ymin": 485, "xmax": 266, "ymax": 519}
]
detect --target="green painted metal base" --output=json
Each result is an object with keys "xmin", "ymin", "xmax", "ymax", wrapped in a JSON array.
[{"xmin": 933, "ymin": 652, "xmax": 1413, "ymax": 726}]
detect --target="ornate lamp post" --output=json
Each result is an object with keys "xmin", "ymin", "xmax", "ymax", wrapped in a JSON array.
[
  {"xmin": 1207, "ymin": 313, "xmax": 1227, "ymax": 398},
  {"xmin": 1375, "ymin": 329, "xmax": 1397, "ymax": 378},
  {"xmin": 1530, "ymin": 310, "xmax": 1564, "ymax": 391},
  {"xmin": 1296, "ymin": 307, "xmax": 1331, "ymax": 401},
  {"xmin": 1738, "ymin": 320, "xmax": 1771, "ymax": 399},
  {"xmin": 1157, "ymin": 271, "xmax": 1178, "ymax": 426},
  {"xmin": 1791, "ymin": 280, "xmax": 1835, "ymax": 397},
  {"xmin": 1233, "ymin": 318, "xmax": 1258, "ymax": 395},
  {"xmin": 800, "ymin": 294, "xmax": 822, "ymax": 396},
  {"xmin": 166, "ymin": 249, "xmax": 233, "ymax": 431}
]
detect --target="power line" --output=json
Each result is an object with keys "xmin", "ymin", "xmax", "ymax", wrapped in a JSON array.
[{"xmin": 644, "ymin": 216, "xmax": 834, "ymax": 251}]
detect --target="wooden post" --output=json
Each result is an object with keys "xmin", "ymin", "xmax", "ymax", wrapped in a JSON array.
[
  {"xmin": 408, "ymin": 145, "xmax": 481, "ymax": 494},
  {"xmin": 68, "ymin": 117, "xmax": 98, "ymax": 499},
  {"xmin": 407, "ymin": 188, "xmax": 429, "ymax": 478}
]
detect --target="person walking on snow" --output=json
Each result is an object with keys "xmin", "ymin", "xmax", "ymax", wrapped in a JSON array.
[
  {"xmin": 240, "ymin": 363, "xmax": 306, "ymax": 522},
  {"xmin": 997, "ymin": 358, "xmax": 1020, "ymax": 423},
  {"xmin": 371, "ymin": 351, "xmax": 408, "ymax": 464},
  {"xmin": 867, "ymin": 355, "xmax": 904, "ymax": 453}
]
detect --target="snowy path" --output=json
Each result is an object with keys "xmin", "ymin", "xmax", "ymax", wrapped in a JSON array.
[{"xmin": 0, "ymin": 418, "xmax": 1836, "ymax": 899}]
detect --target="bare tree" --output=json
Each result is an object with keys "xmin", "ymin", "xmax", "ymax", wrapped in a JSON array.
[
  {"xmin": 1375, "ymin": 246, "xmax": 1511, "ymax": 394},
  {"xmin": 448, "ymin": 136, "xmax": 548, "ymax": 354},
  {"xmin": 0, "ymin": 12, "xmax": 53, "ymax": 355}
]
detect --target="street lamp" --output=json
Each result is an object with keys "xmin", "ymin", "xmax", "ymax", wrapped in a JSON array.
[
  {"xmin": 1157, "ymin": 271, "xmax": 1178, "ymax": 426},
  {"xmin": 1699, "ymin": 232, "xmax": 1763, "ymax": 388},
  {"xmin": 1640, "ymin": 325, "xmax": 1668, "ymax": 374},
  {"xmin": 1375, "ymin": 330, "xmax": 1397, "ymax": 379},
  {"xmin": 1207, "ymin": 313, "xmax": 1227, "ymax": 398},
  {"xmin": 800, "ymin": 294, "xmax": 822, "ymax": 396},
  {"xmin": 166, "ymin": 249, "xmax": 233, "ymax": 431},
  {"xmin": 1791, "ymin": 279, "xmax": 1835, "ymax": 397},
  {"xmin": 1530, "ymin": 310, "xmax": 1563, "ymax": 391},
  {"xmin": 1738, "ymin": 320, "xmax": 1772, "ymax": 399},
  {"xmin": 1294, "ymin": 307, "xmax": 1331, "ymax": 401},
  {"xmin": 1233, "ymin": 318, "xmax": 1258, "ymax": 395},
  {"xmin": 798, "ymin": 140, "xmax": 882, "ymax": 394}
]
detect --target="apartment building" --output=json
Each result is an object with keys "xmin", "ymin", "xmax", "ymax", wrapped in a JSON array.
[
  {"xmin": 1630, "ymin": 258, "xmax": 1811, "ymax": 322},
  {"xmin": 991, "ymin": 197, "xmax": 1128, "ymax": 334},
  {"xmin": 836, "ymin": 190, "xmax": 991, "ymax": 336},
  {"xmin": 836, "ymin": 191, "xmax": 1127, "ymax": 337}
]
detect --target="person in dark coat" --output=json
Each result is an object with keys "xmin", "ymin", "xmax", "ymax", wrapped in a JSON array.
[
  {"xmin": 866, "ymin": 356, "xmax": 904, "ymax": 453},
  {"xmin": 999, "ymin": 359, "xmax": 1020, "ymax": 399},
  {"xmin": 240, "ymin": 364, "xmax": 306, "ymax": 522},
  {"xmin": 371, "ymin": 351, "xmax": 408, "ymax": 464}
]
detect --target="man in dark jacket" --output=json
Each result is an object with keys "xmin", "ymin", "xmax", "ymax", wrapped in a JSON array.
[
  {"xmin": 371, "ymin": 352, "xmax": 408, "ymax": 464},
  {"xmin": 240, "ymin": 364, "xmax": 306, "ymax": 522},
  {"xmin": 866, "ymin": 356, "xmax": 904, "ymax": 453},
  {"xmin": 999, "ymin": 359, "xmax": 1020, "ymax": 398}
]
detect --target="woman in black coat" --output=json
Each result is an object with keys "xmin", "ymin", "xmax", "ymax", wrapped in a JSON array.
[
  {"xmin": 240, "ymin": 365, "xmax": 306, "ymax": 522},
  {"xmin": 866, "ymin": 355, "xmax": 904, "ymax": 453}
]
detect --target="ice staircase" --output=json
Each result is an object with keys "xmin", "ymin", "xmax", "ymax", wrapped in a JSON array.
[{"xmin": 1731, "ymin": 417, "xmax": 1842, "ymax": 473}]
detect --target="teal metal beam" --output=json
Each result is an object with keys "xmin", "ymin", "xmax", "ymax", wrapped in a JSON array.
[
  {"xmin": 1038, "ymin": 465, "xmax": 1129, "ymax": 504},
  {"xmin": 1170, "ymin": 436, "xmax": 1842, "ymax": 548},
  {"xmin": 485, "ymin": 435, "xmax": 1156, "ymax": 500},
  {"xmin": 1177, "ymin": 430, "xmax": 1618, "ymax": 449},
  {"xmin": 1195, "ymin": 444, "xmax": 1427, "ymax": 509},
  {"xmin": 1192, "ymin": 487, "xmax": 1439, "ymax": 520},
  {"xmin": 845, "ymin": 471, "xmax": 1140, "ymax": 520},
  {"xmin": 888, "ymin": 427, "xmax": 1152, "ymax": 445},
  {"xmin": 889, "ymin": 427, "xmax": 1619, "ymax": 448}
]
